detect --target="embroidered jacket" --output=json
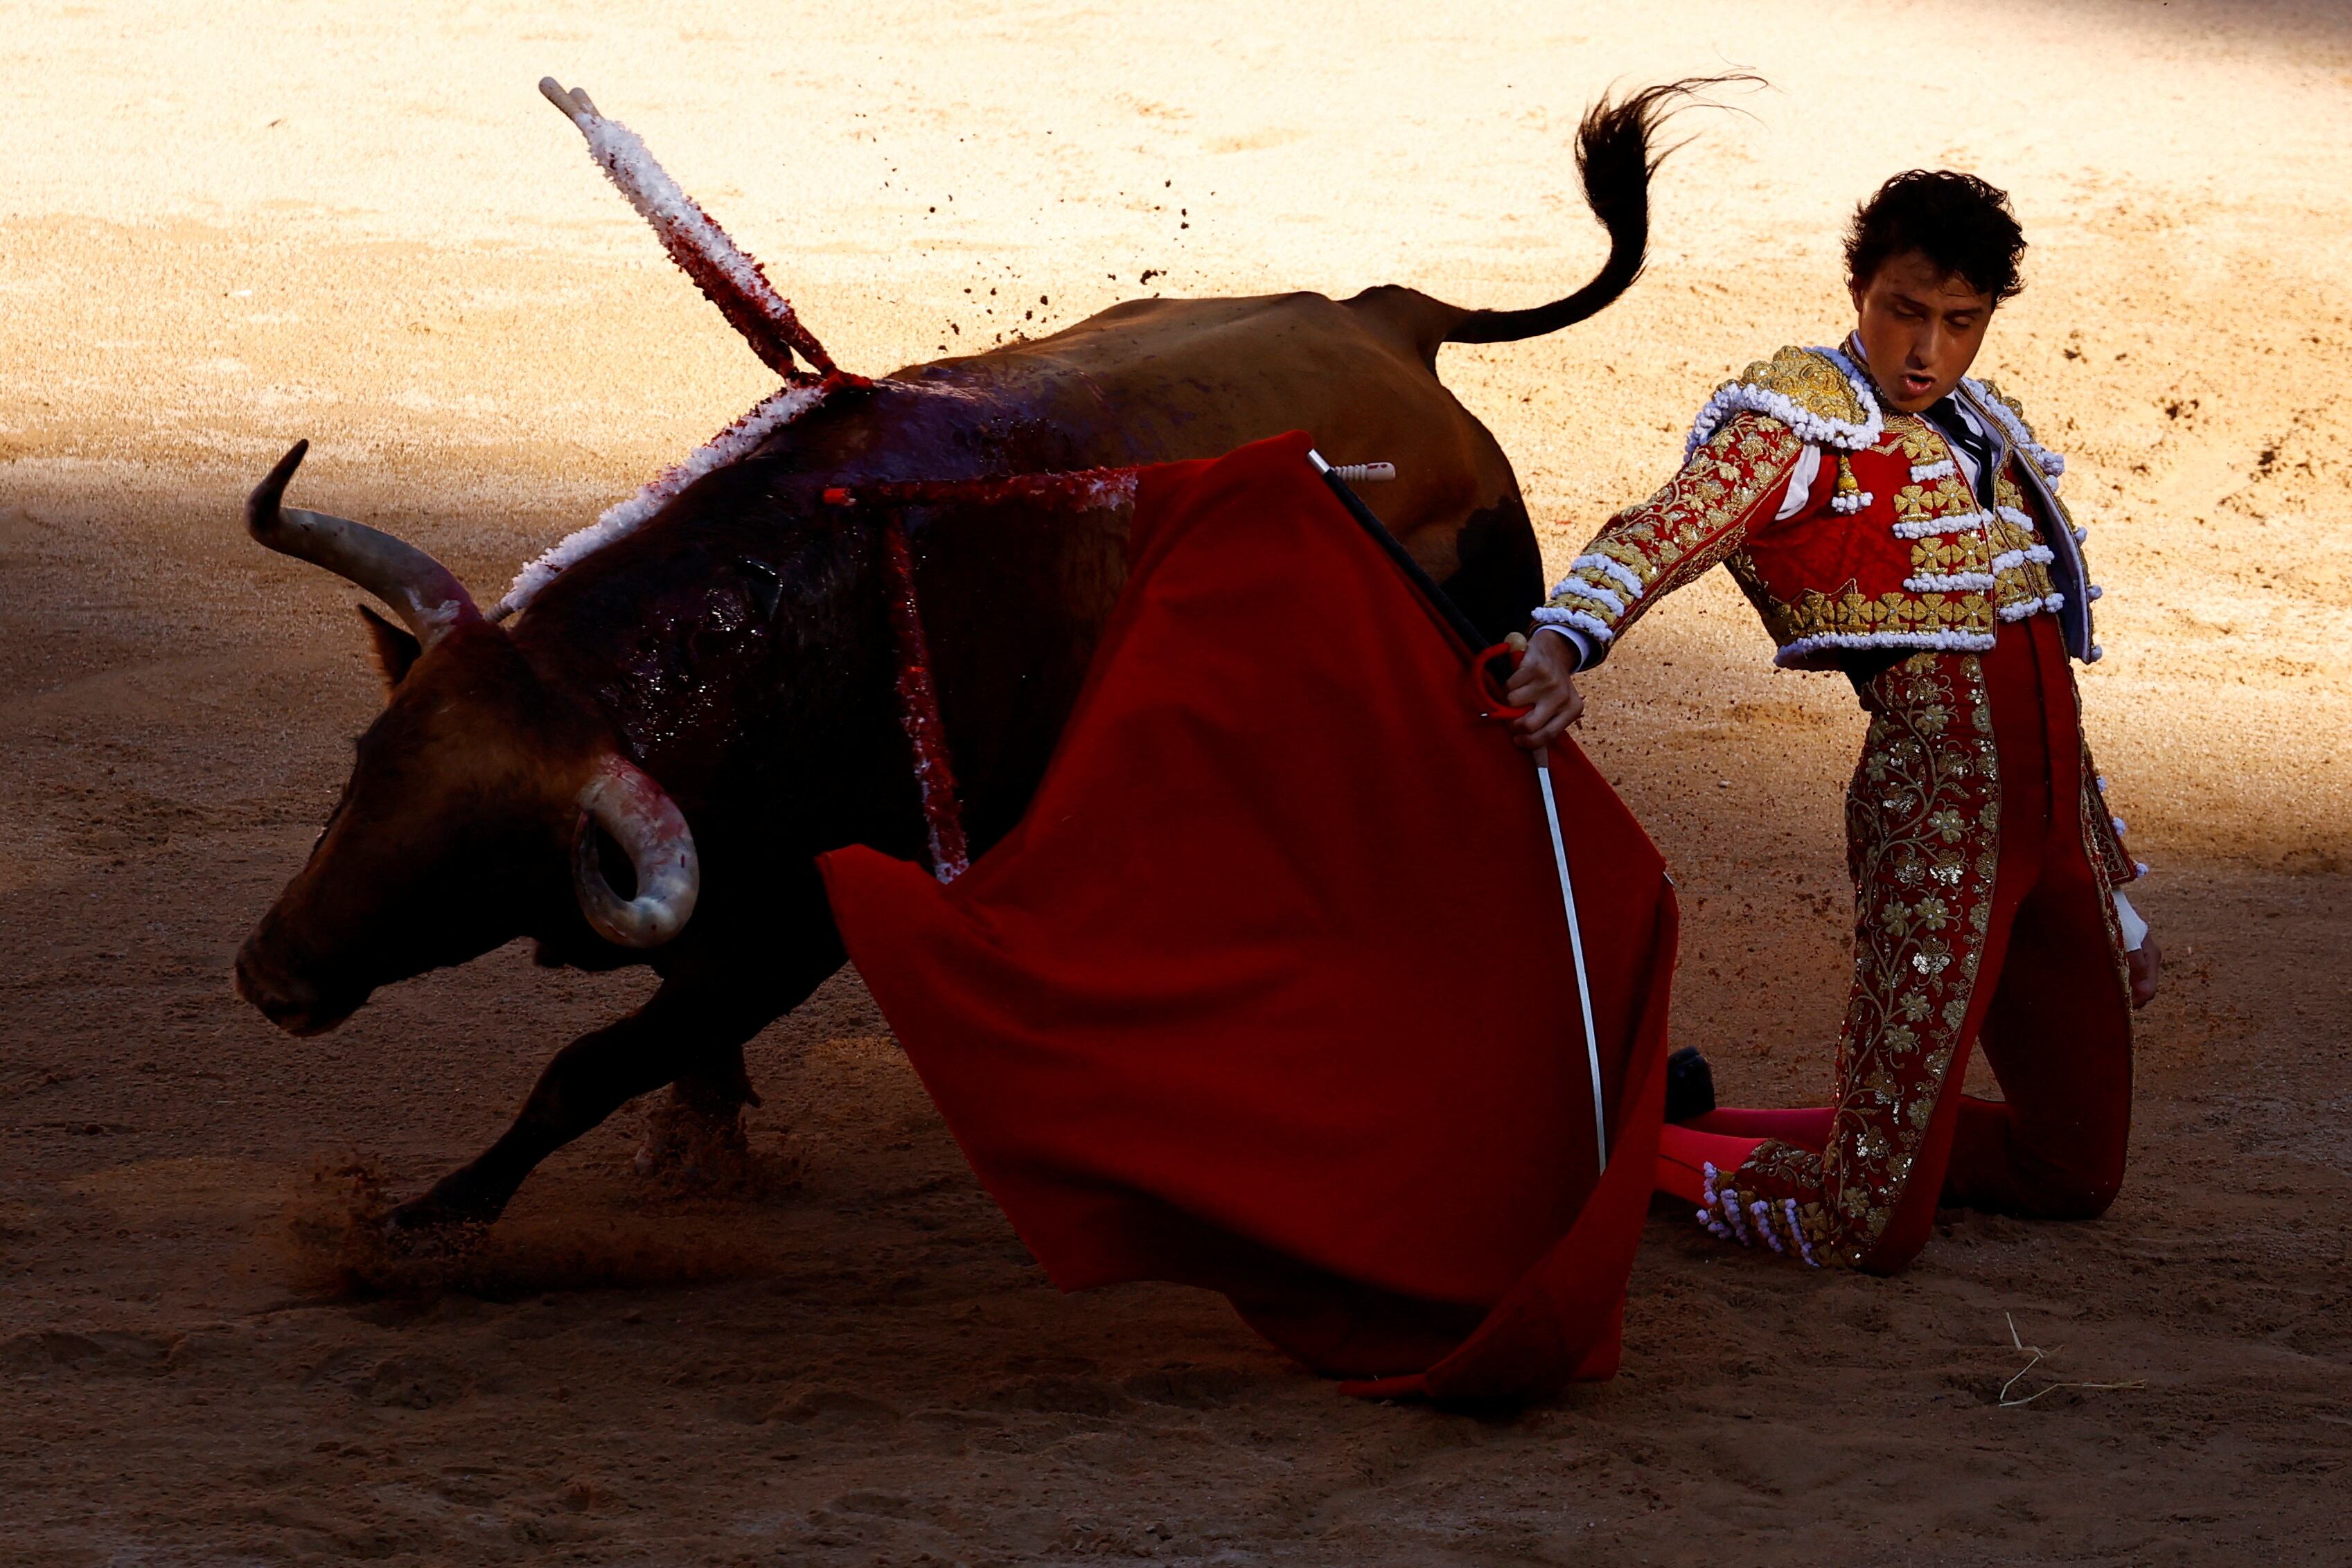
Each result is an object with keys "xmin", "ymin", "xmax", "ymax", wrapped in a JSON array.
[
  {"xmin": 1536, "ymin": 343, "xmax": 2142, "ymax": 890},
  {"xmin": 1535, "ymin": 344, "xmax": 2103, "ymax": 673}
]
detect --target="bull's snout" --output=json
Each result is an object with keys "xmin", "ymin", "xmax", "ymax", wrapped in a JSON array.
[{"xmin": 233, "ymin": 939, "xmax": 360, "ymax": 1037}]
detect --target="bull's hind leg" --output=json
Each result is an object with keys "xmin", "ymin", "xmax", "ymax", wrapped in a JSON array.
[{"xmin": 384, "ymin": 944, "xmax": 836, "ymax": 1245}]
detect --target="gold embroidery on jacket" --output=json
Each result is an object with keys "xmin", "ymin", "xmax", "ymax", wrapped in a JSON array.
[
  {"xmin": 1541, "ymin": 413, "xmax": 1804, "ymax": 639},
  {"xmin": 1549, "ymin": 359, "xmax": 2081, "ymax": 663},
  {"xmin": 1733, "ymin": 346, "xmax": 1876, "ymax": 429},
  {"xmin": 1893, "ymin": 476, "xmax": 1979, "ymax": 525},
  {"xmin": 1897, "ymin": 422, "xmax": 1947, "ymax": 466},
  {"xmin": 1731, "ymin": 580, "xmax": 1997, "ymax": 648}
]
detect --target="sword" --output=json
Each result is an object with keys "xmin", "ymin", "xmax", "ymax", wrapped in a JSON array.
[
  {"xmin": 1307, "ymin": 450, "xmax": 1609, "ymax": 1177},
  {"xmin": 1535, "ymin": 753, "xmax": 1608, "ymax": 1176}
]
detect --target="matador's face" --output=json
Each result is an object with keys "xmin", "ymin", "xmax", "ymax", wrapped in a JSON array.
[{"xmin": 1847, "ymin": 251, "xmax": 1996, "ymax": 413}]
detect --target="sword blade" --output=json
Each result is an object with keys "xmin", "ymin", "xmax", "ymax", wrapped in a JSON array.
[{"xmin": 1537, "ymin": 757, "xmax": 1608, "ymax": 1175}]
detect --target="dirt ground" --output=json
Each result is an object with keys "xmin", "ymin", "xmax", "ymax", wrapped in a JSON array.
[{"xmin": 4, "ymin": 1, "xmax": 2349, "ymax": 1562}]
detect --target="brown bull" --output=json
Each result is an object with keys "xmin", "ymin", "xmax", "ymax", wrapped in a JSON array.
[{"xmin": 233, "ymin": 84, "xmax": 1690, "ymax": 1242}]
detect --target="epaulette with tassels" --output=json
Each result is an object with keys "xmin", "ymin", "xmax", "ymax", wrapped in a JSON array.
[{"xmin": 1685, "ymin": 345, "xmax": 1885, "ymax": 515}]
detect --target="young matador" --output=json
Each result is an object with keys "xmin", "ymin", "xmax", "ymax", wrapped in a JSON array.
[{"xmin": 1507, "ymin": 171, "xmax": 2159, "ymax": 1273}]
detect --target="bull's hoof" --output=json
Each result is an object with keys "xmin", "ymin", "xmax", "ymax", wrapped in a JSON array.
[
  {"xmin": 322, "ymin": 1191, "xmax": 494, "ymax": 1293},
  {"xmin": 381, "ymin": 1213, "xmax": 488, "ymax": 1260},
  {"xmin": 633, "ymin": 1095, "xmax": 754, "ymax": 1188},
  {"xmin": 633, "ymin": 1096, "xmax": 804, "ymax": 1200},
  {"xmin": 378, "ymin": 1190, "xmax": 497, "ymax": 1258}
]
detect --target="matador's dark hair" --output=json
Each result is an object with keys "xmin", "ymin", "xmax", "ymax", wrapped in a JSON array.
[{"xmin": 1845, "ymin": 170, "xmax": 2027, "ymax": 305}]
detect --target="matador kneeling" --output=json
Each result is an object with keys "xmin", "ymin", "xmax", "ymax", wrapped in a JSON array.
[{"xmin": 1505, "ymin": 170, "xmax": 2161, "ymax": 1274}]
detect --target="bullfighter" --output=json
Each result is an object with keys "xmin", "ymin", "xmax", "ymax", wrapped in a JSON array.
[{"xmin": 1505, "ymin": 170, "xmax": 2160, "ymax": 1272}]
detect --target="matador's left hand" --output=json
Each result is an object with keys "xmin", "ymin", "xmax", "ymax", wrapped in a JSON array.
[{"xmin": 2128, "ymin": 934, "xmax": 2161, "ymax": 1010}]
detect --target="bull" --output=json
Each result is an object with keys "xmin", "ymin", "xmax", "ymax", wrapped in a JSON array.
[{"xmin": 232, "ymin": 82, "xmax": 1694, "ymax": 1244}]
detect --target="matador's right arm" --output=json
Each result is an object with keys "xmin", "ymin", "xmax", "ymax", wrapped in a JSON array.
[{"xmin": 1532, "ymin": 412, "xmax": 1813, "ymax": 668}]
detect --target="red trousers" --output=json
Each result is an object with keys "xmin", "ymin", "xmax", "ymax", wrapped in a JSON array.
[{"xmin": 1658, "ymin": 614, "xmax": 2134, "ymax": 1272}]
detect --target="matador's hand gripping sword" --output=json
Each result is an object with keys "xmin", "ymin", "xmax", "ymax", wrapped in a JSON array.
[{"xmin": 1307, "ymin": 451, "xmax": 1609, "ymax": 1177}]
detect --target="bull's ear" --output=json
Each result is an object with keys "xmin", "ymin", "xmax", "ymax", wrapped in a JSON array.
[{"xmin": 357, "ymin": 604, "xmax": 423, "ymax": 695}]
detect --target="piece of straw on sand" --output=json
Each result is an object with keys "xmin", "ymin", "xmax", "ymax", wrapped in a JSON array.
[{"xmin": 1999, "ymin": 1312, "xmax": 2147, "ymax": 1408}]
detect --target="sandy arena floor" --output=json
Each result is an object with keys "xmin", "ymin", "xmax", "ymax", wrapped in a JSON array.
[{"xmin": 4, "ymin": 1, "xmax": 2349, "ymax": 1562}]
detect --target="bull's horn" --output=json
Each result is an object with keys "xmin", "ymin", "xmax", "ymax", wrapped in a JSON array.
[
  {"xmin": 573, "ymin": 754, "xmax": 700, "ymax": 948},
  {"xmin": 246, "ymin": 441, "xmax": 482, "ymax": 646}
]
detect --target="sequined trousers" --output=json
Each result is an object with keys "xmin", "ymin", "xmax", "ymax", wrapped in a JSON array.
[{"xmin": 1660, "ymin": 614, "xmax": 2134, "ymax": 1272}]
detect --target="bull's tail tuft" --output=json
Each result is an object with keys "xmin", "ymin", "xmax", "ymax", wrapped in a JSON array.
[{"xmin": 1444, "ymin": 75, "xmax": 1762, "ymax": 346}]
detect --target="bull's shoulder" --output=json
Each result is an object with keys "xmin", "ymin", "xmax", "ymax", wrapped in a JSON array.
[{"xmin": 1687, "ymin": 345, "xmax": 1882, "ymax": 456}]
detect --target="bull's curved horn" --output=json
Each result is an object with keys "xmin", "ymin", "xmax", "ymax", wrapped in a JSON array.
[
  {"xmin": 572, "ymin": 754, "xmax": 700, "ymax": 948},
  {"xmin": 246, "ymin": 441, "xmax": 482, "ymax": 646}
]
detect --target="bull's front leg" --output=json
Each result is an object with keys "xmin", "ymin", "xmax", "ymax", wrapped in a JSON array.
[
  {"xmin": 630, "ymin": 1040, "xmax": 763, "ymax": 1184},
  {"xmin": 633, "ymin": 913, "xmax": 849, "ymax": 1186},
  {"xmin": 384, "ymin": 942, "xmax": 837, "ymax": 1243}
]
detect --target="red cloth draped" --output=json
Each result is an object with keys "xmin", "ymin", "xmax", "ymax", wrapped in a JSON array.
[{"xmin": 819, "ymin": 431, "xmax": 1677, "ymax": 1402}]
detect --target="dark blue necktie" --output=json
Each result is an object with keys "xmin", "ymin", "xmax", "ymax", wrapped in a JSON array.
[{"xmin": 1925, "ymin": 397, "xmax": 2000, "ymax": 508}]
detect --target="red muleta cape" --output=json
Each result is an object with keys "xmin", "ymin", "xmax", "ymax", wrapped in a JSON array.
[{"xmin": 819, "ymin": 431, "xmax": 1677, "ymax": 1402}]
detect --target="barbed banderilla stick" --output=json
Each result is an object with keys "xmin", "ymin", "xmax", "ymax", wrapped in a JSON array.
[
  {"xmin": 1306, "ymin": 449, "xmax": 1607, "ymax": 1176},
  {"xmin": 874, "ymin": 507, "xmax": 970, "ymax": 883},
  {"xmin": 537, "ymin": 77, "xmax": 839, "ymax": 380},
  {"xmin": 820, "ymin": 468, "xmax": 1144, "ymax": 885}
]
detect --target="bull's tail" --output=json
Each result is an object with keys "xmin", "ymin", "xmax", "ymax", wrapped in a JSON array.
[{"xmin": 1435, "ymin": 76, "xmax": 1756, "ymax": 346}]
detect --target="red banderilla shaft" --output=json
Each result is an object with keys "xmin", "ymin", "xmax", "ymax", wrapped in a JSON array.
[{"xmin": 876, "ymin": 511, "xmax": 971, "ymax": 883}]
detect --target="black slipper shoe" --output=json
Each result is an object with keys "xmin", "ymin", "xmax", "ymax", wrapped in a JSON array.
[{"xmin": 1665, "ymin": 1046, "xmax": 1716, "ymax": 1125}]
